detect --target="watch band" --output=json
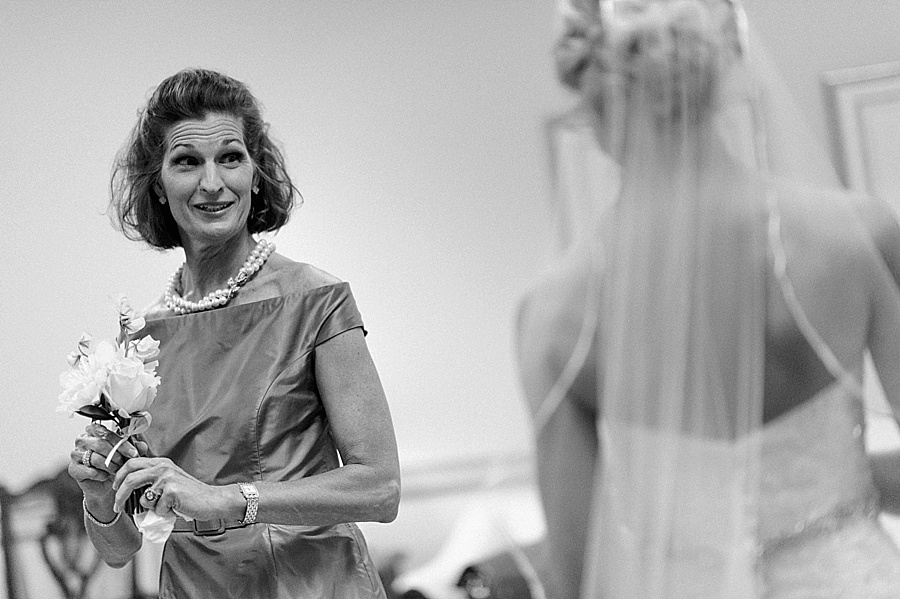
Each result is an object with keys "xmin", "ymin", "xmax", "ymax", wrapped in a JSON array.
[{"xmin": 238, "ymin": 482, "xmax": 259, "ymax": 525}]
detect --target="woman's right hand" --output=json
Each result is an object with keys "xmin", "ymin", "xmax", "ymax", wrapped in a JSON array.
[
  {"xmin": 68, "ymin": 423, "xmax": 147, "ymax": 503},
  {"xmin": 69, "ymin": 423, "xmax": 147, "ymax": 565}
]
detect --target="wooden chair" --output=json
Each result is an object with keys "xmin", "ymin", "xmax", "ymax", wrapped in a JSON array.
[{"xmin": 0, "ymin": 467, "xmax": 152, "ymax": 599}]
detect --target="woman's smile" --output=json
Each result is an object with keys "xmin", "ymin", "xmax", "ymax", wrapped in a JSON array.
[{"xmin": 194, "ymin": 201, "xmax": 235, "ymax": 214}]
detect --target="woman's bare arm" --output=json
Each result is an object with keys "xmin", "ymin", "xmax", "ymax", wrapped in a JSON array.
[
  {"xmin": 515, "ymin": 271, "xmax": 598, "ymax": 599},
  {"xmin": 112, "ymin": 327, "xmax": 401, "ymax": 526},
  {"xmin": 860, "ymin": 194, "xmax": 900, "ymax": 512}
]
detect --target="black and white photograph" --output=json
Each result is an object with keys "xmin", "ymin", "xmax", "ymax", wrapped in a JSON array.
[{"xmin": 1, "ymin": 1, "xmax": 900, "ymax": 598}]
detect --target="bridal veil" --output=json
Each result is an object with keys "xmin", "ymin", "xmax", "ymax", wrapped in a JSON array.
[{"xmin": 541, "ymin": 0, "xmax": 900, "ymax": 597}]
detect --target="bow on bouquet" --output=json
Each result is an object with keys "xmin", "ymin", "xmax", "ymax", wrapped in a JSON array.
[{"xmin": 58, "ymin": 296, "xmax": 160, "ymax": 510}]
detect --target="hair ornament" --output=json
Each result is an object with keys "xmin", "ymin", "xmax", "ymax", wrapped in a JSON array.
[{"xmin": 554, "ymin": 2, "xmax": 604, "ymax": 91}]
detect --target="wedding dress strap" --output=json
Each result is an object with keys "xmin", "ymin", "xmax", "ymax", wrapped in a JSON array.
[{"xmin": 766, "ymin": 195, "xmax": 863, "ymax": 396}]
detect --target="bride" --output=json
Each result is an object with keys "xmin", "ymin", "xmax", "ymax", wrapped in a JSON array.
[{"xmin": 516, "ymin": 0, "xmax": 900, "ymax": 597}]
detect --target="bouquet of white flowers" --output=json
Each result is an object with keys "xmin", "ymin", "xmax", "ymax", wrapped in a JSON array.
[
  {"xmin": 58, "ymin": 296, "xmax": 160, "ymax": 470},
  {"xmin": 58, "ymin": 296, "xmax": 180, "ymax": 537}
]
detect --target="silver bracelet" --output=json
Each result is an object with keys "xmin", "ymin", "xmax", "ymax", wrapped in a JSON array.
[
  {"xmin": 238, "ymin": 482, "xmax": 259, "ymax": 525},
  {"xmin": 83, "ymin": 497, "xmax": 121, "ymax": 527}
]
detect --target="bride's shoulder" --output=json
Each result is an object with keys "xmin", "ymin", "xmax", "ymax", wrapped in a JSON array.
[
  {"xmin": 515, "ymin": 251, "xmax": 598, "ymax": 412},
  {"xmin": 519, "ymin": 247, "xmax": 593, "ymax": 308},
  {"xmin": 849, "ymin": 193, "xmax": 900, "ymax": 286},
  {"xmin": 516, "ymin": 251, "xmax": 594, "ymax": 357},
  {"xmin": 776, "ymin": 181, "xmax": 898, "ymax": 269}
]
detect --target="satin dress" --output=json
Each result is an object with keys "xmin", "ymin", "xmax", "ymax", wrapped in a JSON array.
[{"xmin": 142, "ymin": 282, "xmax": 386, "ymax": 599}]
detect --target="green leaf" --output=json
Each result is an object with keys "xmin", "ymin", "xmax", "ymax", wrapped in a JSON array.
[{"xmin": 76, "ymin": 405, "xmax": 114, "ymax": 420}]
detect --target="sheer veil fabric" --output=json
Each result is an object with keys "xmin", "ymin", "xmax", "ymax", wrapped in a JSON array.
[{"xmin": 542, "ymin": 1, "xmax": 900, "ymax": 597}]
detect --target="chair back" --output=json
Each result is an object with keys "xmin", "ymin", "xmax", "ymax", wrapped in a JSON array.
[{"xmin": 0, "ymin": 467, "xmax": 144, "ymax": 599}]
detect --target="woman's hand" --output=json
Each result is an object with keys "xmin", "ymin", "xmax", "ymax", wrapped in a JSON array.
[
  {"xmin": 67, "ymin": 423, "xmax": 146, "ymax": 566},
  {"xmin": 68, "ymin": 423, "xmax": 145, "ymax": 499},
  {"xmin": 112, "ymin": 457, "xmax": 234, "ymax": 521}
]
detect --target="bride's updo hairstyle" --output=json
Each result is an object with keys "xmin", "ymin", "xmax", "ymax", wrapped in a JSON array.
[{"xmin": 555, "ymin": 0, "xmax": 742, "ymax": 124}]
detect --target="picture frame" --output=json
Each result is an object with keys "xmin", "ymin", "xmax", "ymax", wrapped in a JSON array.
[
  {"xmin": 544, "ymin": 107, "xmax": 620, "ymax": 253},
  {"xmin": 822, "ymin": 61, "xmax": 900, "ymax": 209}
]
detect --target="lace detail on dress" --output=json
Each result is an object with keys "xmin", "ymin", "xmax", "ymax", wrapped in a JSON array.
[
  {"xmin": 754, "ymin": 381, "xmax": 900, "ymax": 596},
  {"xmin": 761, "ymin": 492, "xmax": 879, "ymax": 557}
]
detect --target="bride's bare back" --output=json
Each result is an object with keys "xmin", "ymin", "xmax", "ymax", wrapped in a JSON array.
[
  {"xmin": 518, "ymin": 189, "xmax": 900, "ymax": 425},
  {"xmin": 515, "ymin": 191, "xmax": 900, "ymax": 599}
]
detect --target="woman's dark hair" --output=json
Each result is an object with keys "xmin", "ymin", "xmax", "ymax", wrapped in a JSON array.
[{"xmin": 110, "ymin": 68, "xmax": 299, "ymax": 249}]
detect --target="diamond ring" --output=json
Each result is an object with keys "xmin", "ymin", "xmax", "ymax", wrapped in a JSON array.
[
  {"xmin": 143, "ymin": 488, "xmax": 160, "ymax": 503},
  {"xmin": 81, "ymin": 449, "xmax": 93, "ymax": 468}
]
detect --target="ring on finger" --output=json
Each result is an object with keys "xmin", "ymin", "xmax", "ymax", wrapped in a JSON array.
[
  {"xmin": 143, "ymin": 488, "xmax": 160, "ymax": 503},
  {"xmin": 81, "ymin": 449, "xmax": 93, "ymax": 468}
]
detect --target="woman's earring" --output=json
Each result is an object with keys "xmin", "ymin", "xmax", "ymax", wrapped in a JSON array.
[
  {"xmin": 159, "ymin": 196, "xmax": 167, "ymax": 205},
  {"xmin": 252, "ymin": 185, "xmax": 259, "ymax": 195}
]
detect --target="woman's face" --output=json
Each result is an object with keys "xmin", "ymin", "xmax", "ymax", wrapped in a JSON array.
[{"xmin": 157, "ymin": 113, "xmax": 256, "ymax": 248}]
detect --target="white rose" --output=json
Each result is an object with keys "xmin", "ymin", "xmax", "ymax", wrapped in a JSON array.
[{"xmin": 107, "ymin": 355, "xmax": 160, "ymax": 416}]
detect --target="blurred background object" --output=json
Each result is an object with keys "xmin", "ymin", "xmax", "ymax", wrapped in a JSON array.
[{"xmin": 0, "ymin": 467, "xmax": 159, "ymax": 599}]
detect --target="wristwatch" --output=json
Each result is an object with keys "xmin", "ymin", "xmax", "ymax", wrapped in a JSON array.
[{"xmin": 238, "ymin": 482, "xmax": 259, "ymax": 525}]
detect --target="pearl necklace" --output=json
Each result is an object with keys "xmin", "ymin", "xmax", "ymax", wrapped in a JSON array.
[{"xmin": 165, "ymin": 239, "xmax": 275, "ymax": 315}]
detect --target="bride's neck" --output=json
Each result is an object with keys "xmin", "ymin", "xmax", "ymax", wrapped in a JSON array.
[{"xmin": 630, "ymin": 116, "xmax": 721, "ymax": 167}]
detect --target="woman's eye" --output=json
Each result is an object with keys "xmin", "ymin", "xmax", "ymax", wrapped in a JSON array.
[
  {"xmin": 172, "ymin": 155, "xmax": 198, "ymax": 167},
  {"xmin": 221, "ymin": 152, "xmax": 245, "ymax": 165}
]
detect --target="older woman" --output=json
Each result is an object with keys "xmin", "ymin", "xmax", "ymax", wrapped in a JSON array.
[{"xmin": 67, "ymin": 68, "xmax": 399, "ymax": 598}]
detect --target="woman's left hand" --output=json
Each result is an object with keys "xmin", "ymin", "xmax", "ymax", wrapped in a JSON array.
[{"xmin": 112, "ymin": 457, "xmax": 231, "ymax": 521}]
